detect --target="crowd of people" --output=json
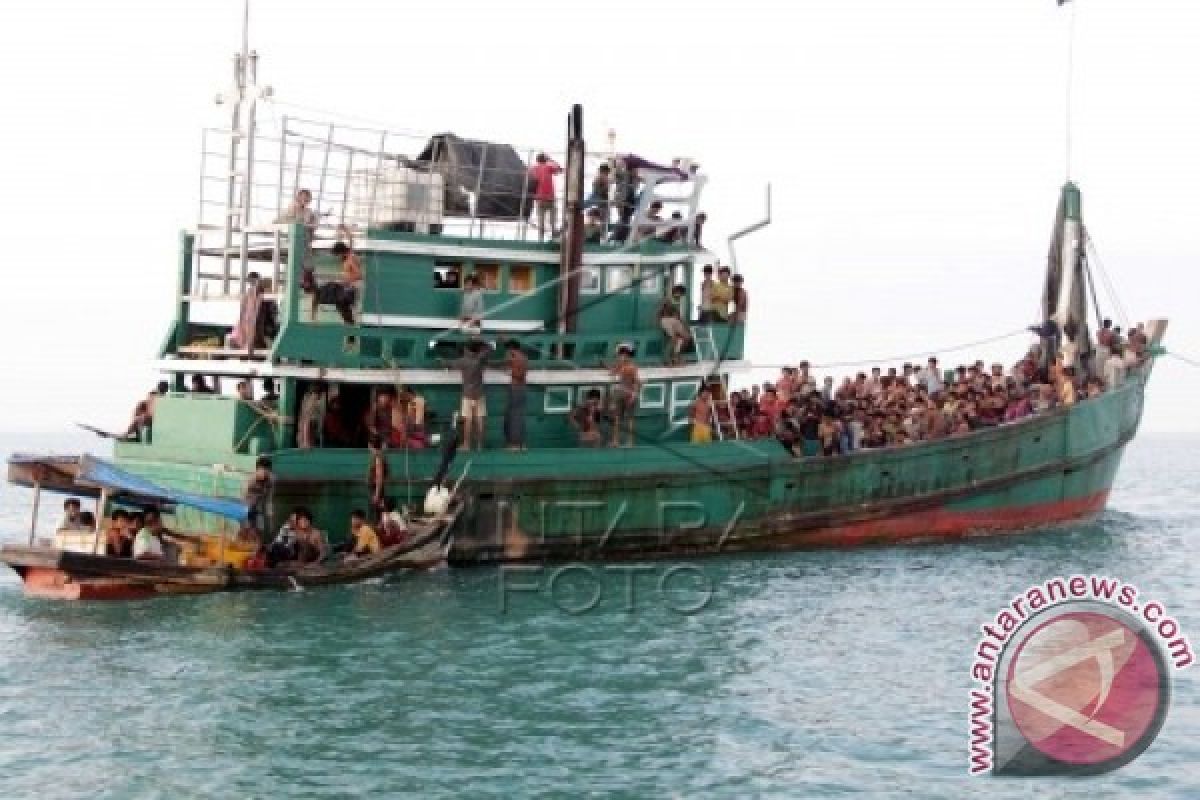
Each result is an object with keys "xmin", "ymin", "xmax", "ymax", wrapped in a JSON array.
[{"xmin": 692, "ymin": 320, "xmax": 1153, "ymax": 457}]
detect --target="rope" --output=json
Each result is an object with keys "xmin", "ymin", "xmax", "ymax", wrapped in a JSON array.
[
  {"xmin": 750, "ymin": 328, "xmax": 1031, "ymax": 372},
  {"xmin": 1167, "ymin": 351, "xmax": 1200, "ymax": 370},
  {"xmin": 1084, "ymin": 232, "xmax": 1131, "ymax": 327}
]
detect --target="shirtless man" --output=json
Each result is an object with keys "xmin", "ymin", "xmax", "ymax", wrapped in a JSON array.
[
  {"xmin": 657, "ymin": 285, "xmax": 691, "ymax": 366},
  {"xmin": 608, "ymin": 345, "xmax": 642, "ymax": 447},
  {"xmin": 570, "ymin": 389, "xmax": 606, "ymax": 447}
]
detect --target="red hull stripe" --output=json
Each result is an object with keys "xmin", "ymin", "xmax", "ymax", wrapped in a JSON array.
[{"xmin": 788, "ymin": 490, "xmax": 1111, "ymax": 548}]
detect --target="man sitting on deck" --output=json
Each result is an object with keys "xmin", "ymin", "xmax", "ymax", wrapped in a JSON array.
[
  {"xmin": 105, "ymin": 509, "xmax": 135, "ymax": 558},
  {"xmin": 132, "ymin": 509, "xmax": 169, "ymax": 561}
]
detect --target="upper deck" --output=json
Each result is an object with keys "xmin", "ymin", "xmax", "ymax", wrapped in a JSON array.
[{"xmin": 167, "ymin": 114, "xmax": 744, "ymax": 373}]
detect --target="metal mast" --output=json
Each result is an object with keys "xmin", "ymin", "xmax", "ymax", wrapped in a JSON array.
[{"xmin": 218, "ymin": 0, "xmax": 268, "ymax": 294}]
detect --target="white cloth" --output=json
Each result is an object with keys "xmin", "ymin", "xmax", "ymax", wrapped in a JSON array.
[{"xmin": 132, "ymin": 529, "xmax": 163, "ymax": 559}]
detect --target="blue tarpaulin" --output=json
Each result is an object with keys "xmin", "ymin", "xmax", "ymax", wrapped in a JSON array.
[{"xmin": 75, "ymin": 456, "xmax": 249, "ymax": 523}]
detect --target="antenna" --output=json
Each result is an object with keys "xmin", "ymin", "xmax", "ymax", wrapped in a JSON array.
[
  {"xmin": 213, "ymin": 0, "xmax": 273, "ymax": 294},
  {"xmin": 1063, "ymin": 0, "xmax": 1078, "ymax": 180}
]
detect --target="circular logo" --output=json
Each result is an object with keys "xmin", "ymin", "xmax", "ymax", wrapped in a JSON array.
[{"xmin": 1005, "ymin": 609, "xmax": 1169, "ymax": 770}]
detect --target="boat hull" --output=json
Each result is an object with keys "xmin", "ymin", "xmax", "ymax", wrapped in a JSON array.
[{"xmin": 100, "ymin": 371, "xmax": 1148, "ymax": 566}]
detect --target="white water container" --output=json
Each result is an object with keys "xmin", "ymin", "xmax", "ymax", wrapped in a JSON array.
[
  {"xmin": 423, "ymin": 486, "xmax": 451, "ymax": 515},
  {"xmin": 347, "ymin": 164, "xmax": 444, "ymax": 231}
]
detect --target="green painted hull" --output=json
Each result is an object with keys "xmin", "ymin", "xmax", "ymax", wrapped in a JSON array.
[{"xmin": 111, "ymin": 368, "xmax": 1148, "ymax": 562}]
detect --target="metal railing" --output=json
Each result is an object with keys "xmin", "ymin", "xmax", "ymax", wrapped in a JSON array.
[{"xmin": 191, "ymin": 114, "xmax": 709, "ymax": 302}]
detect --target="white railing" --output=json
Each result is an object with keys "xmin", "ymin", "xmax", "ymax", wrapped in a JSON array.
[{"xmin": 191, "ymin": 114, "xmax": 709, "ymax": 301}]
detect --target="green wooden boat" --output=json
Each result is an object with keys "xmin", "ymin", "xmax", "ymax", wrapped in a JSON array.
[{"xmin": 6, "ymin": 39, "xmax": 1166, "ymax": 568}]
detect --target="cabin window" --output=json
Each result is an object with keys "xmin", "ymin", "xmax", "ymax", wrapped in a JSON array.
[
  {"xmin": 433, "ymin": 261, "xmax": 462, "ymax": 289},
  {"xmin": 578, "ymin": 384, "xmax": 607, "ymax": 404},
  {"xmin": 472, "ymin": 263, "xmax": 501, "ymax": 291},
  {"xmin": 544, "ymin": 386, "xmax": 573, "ymax": 414},
  {"xmin": 640, "ymin": 382, "xmax": 666, "ymax": 409},
  {"xmin": 509, "ymin": 265, "xmax": 536, "ymax": 294},
  {"xmin": 669, "ymin": 380, "xmax": 700, "ymax": 426},
  {"xmin": 639, "ymin": 265, "xmax": 662, "ymax": 295},
  {"xmin": 580, "ymin": 267, "xmax": 601, "ymax": 294},
  {"xmin": 607, "ymin": 265, "xmax": 635, "ymax": 293}
]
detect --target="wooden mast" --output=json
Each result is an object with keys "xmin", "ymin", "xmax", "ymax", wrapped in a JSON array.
[{"xmin": 558, "ymin": 104, "xmax": 586, "ymax": 335}]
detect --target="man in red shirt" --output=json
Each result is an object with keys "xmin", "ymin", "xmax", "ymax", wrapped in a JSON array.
[{"xmin": 528, "ymin": 153, "xmax": 562, "ymax": 241}]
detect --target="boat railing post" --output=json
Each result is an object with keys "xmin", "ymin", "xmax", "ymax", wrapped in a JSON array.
[
  {"xmin": 518, "ymin": 149, "xmax": 534, "ymax": 241},
  {"xmin": 28, "ymin": 481, "xmax": 41, "ymax": 546},
  {"xmin": 367, "ymin": 130, "xmax": 387, "ymax": 230},
  {"xmin": 316, "ymin": 122, "xmax": 335, "ymax": 212},
  {"xmin": 275, "ymin": 115, "xmax": 288, "ymax": 221},
  {"xmin": 470, "ymin": 142, "xmax": 489, "ymax": 239},
  {"xmin": 340, "ymin": 150, "xmax": 354, "ymax": 227},
  {"xmin": 92, "ymin": 488, "xmax": 109, "ymax": 555}
]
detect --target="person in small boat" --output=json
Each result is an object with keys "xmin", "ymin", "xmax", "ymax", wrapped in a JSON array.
[
  {"xmin": 341, "ymin": 510, "xmax": 381, "ymax": 560},
  {"xmin": 77, "ymin": 511, "xmax": 96, "ymax": 531},
  {"xmin": 132, "ymin": 508, "xmax": 184, "ymax": 562},
  {"xmin": 105, "ymin": 510, "xmax": 135, "ymax": 558},
  {"xmin": 570, "ymin": 389, "xmax": 607, "ymax": 448},
  {"xmin": 58, "ymin": 498, "xmax": 83, "ymax": 531},
  {"xmin": 243, "ymin": 456, "xmax": 274, "ymax": 534},
  {"xmin": 608, "ymin": 345, "xmax": 641, "ymax": 448},
  {"xmin": 448, "ymin": 340, "xmax": 490, "ymax": 451},
  {"xmin": 690, "ymin": 386, "xmax": 713, "ymax": 444},
  {"xmin": 237, "ymin": 380, "xmax": 254, "ymax": 403},
  {"xmin": 271, "ymin": 508, "xmax": 328, "ymax": 567},
  {"xmin": 379, "ymin": 498, "xmax": 409, "ymax": 547},
  {"xmin": 657, "ymin": 285, "xmax": 691, "ymax": 366}
]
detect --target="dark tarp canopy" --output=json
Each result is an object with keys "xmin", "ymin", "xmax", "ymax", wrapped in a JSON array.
[{"xmin": 416, "ymin": 134, "xmax": 530, "ymax": 220}]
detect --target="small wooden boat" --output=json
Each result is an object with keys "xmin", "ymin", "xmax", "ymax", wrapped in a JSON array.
[{"xmin": 2, "ymin": 455, "xmax": 462, "ymax": 601}]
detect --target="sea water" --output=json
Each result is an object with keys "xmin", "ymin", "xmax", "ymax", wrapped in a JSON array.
[{"xmin": 0, "ymin": 433, "xmax": 1196, "ymax": 799}]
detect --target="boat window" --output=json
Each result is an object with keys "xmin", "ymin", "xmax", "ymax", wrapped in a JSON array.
[
  {"xmin": 433, "ymin": 261, "xmax": 462, "ymax": 289},
  {"xmin": 580, "ymin": 267, "xmax": 601, "ymax": 295},
  {"xmin": 607, "ymin": 265, "xmax": 635, "ymax": 293},
  {"xmin": 640, "ymin": 382, "xmax": 666, "ymax": 409},
  {"xmin": 544, "ymin": 386, "xmax": 573, "ymax": 414},
  {"xmin": 472, "ymin": 263, "xmax": 501, "ymax": 292},
  {"xmin": 509, "ymin": 265, "xmax": 536, "ymax": 294},
  {"xmin": 578, "ymin": 384, "xmax": 607, "ymax": 404},
  {"xmin": 639, "ymin": 265, "xmax": 662, "ymax": 295},
  {"xmin": 669, "ymin": 380, "xmax": 700, "ymax": 426}
]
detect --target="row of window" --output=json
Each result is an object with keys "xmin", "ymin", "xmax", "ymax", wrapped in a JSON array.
[
  {"xmin": 543, "ymin": 380, "xmax": 700, "ymax": 426},
  {"xmin": 431, "ymin": 262, "xmax": 690, "ymax": 296}
]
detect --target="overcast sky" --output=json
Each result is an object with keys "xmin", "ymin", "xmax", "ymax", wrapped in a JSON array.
[{"xmin": 0, "ymin": 0, "xmax": 1196, "ymax": 433}]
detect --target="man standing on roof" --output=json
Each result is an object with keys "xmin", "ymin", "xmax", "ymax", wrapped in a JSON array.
[{"xmin": 528, "ymin": 153, "xmax": 562, "ymax": 241}]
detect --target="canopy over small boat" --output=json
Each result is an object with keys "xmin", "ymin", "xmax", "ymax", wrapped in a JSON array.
[{"xmin": 7, "ymin": 454, "xmax": 248, "ymax": 523}]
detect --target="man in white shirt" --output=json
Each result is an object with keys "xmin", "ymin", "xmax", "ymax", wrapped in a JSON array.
[{"xmin": 917, "ymin": 357, "xmax": 943, "ymax": 396}]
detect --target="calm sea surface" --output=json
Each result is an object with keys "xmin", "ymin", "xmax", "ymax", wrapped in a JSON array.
[{"xmin": 0, "ymin": 432, "xmax": 1196, "ymax": 799}]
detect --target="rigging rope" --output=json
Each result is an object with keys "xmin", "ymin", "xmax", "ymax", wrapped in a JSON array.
[
  {"xmin": 1084, "ymin": 232, "xmax": 1131, "ymax": 327},
  {"xmin": 750, "ymin": 327, "xmax": 1031, "ymax": 371}
]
